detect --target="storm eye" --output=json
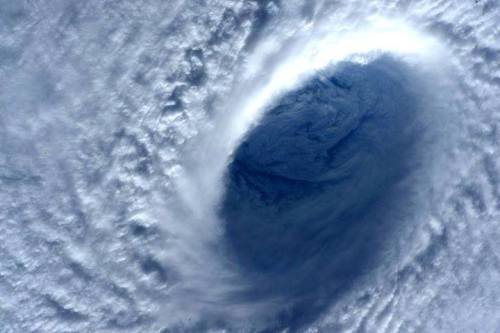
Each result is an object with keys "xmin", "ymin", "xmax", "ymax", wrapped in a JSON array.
[{"xmin": 219, "ymin": 56, "xmax": 424, "ymax": 300}]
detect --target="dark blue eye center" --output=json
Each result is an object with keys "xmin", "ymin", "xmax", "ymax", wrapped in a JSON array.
[{"xmin": 219, "ymin": 56, "xmax": 424, "ymax": 302}]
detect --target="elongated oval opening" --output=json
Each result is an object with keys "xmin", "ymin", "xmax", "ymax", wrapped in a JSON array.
[{"xmin": 218, "ymin": 56, "xmax": 430, "ymax": 326}]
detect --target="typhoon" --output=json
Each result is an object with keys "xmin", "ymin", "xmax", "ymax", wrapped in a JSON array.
[{"xmin": 1, "ymin": 1, "xmax": 500, "ymax": 332}]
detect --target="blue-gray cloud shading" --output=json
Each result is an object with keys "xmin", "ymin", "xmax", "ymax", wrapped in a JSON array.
[{"xmin": 220, "ymin": 56, "xmax": 424, "ymax": 329}]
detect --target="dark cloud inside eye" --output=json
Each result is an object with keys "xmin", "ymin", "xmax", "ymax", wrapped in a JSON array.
[{"xmin": 219, "ymin": 55, "xmax": 426, "ymax": 329}]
